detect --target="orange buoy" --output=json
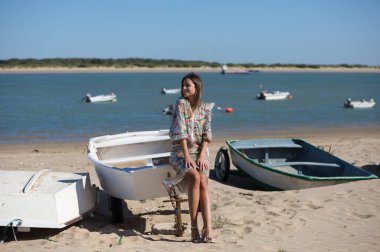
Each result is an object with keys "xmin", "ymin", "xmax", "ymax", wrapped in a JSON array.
[{"xmin": 225, "ymin": 107, "xmax": 234, "ymax": 113}]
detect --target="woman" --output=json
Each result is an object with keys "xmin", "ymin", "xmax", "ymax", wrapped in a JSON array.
[{"xmin": 163, "ymin": 72, "xmax": 214, "ymax": 243}]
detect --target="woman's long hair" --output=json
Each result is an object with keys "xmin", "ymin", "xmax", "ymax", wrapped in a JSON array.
[{"xmin": 181, "ymin": 72, "xmax": 203, "ymax": 110}]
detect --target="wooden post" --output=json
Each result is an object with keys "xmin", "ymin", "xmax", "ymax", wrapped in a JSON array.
[
  {"xmin": 163, "ymin": 196, "xmax": 188, "ymax": 237},
  {"xmin": 174, "ymin": 196, "xmax": 188, "ymax": 237}
]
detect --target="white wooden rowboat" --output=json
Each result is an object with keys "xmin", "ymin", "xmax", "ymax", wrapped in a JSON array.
[
  {"xmin": 87, "ymin": 130, "xmax": 177, "ymax": 201},
  {"xmin": 214, "ymin": 139, "xmax": 377, "ymax": 190},
  {"xmin": 0, "ymin": 170, "xmax": 96, "ymax": 229}
]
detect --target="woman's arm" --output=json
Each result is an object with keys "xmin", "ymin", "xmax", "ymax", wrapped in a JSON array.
[
  {"xmin": 197, "ymin": 140, "xmax": 209, "ymax": 171},
  {"xmin": 197, "ymin": 105, "xmax": 212, "ymax": 171}
]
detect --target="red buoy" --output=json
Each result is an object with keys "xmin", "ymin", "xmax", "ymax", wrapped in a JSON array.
[{"xmin": 225, "ymin": 107, "xmax": 234, "ymax": 113}]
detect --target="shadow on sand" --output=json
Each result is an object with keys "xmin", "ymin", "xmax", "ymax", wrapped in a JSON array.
[
  {"xmin": 210, "ymin": 169, "xmax": 264, "ymax": 191},
  {"xmin": 361, "ymin": 164, "xmax": 380, "ymax": 177}
]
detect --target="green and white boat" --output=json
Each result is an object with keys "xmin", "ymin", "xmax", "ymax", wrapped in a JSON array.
[{"xmin": 214, "ymin": 139, "xmax": 378, "ymax": 190}]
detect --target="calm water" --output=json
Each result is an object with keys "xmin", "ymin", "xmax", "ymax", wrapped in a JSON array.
[{"xmin": 0, "ymin": 72, "xmax": 379, "ymax": 143}]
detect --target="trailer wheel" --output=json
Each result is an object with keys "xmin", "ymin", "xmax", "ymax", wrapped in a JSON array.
[{"xmin": 214, "ymin": 147, "xmax": 230, "ymax": 182}]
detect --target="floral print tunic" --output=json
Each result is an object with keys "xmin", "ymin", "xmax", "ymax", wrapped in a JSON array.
[
  {"xmin": 170, "ymin": 97, "xmax": 212, "ymax": 153},
  {"xmin": 167, "ymin": 97, "xmax": 212, "ymax": 190}
]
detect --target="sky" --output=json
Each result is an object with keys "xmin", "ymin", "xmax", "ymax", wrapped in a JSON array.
[{"xmin": 0, "ymin": 0, "xmax": 380, "ymax": 65}]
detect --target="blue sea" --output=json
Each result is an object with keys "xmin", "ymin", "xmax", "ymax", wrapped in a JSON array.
[{"xmin": 0, "ymin": 71, "xmax": 379, "ymax": 144}]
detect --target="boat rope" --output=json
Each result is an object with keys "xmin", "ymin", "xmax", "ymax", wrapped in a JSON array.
[{"xmin": 0, "ymin": 218, "xmax": 22, "ymax": 243}]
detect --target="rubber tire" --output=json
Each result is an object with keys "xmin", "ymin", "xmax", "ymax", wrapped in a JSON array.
[{"xmin": 214, "ymin": 147, "xmax": 230, "ymax": 182}]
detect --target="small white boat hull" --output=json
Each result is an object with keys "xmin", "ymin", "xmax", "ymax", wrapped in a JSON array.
[
  {"xmin": 83, "ymin": 93, "xmax": 117, "ymax": 103},
  {"xmin": 0, "ymin": 170, "xmax": 96, "ymax": 229},
  {"xmin": 161, "ymin": 88, "xmax": 181, "ymax": 94},
  {"xmin": 229, "ymin": 149, "xmax": 345, "ymax": 190},
  {"xmin": 88, "ymin": 130, "xmax": 177, "ymax": 201},
  {"xmin": 257, "ymin": 91, "xmax": 290, "ymax": 100},
  {"xmin": 93, "ymin": 163, "xmax": 175, "ymax": 200},
  {"xmin": 344, "ymin": 99, "xmax": 375, "ymax": 108}
]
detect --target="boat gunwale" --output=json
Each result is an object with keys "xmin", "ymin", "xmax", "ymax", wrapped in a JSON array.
[
  {"xmin": 89, "ymin": 130, "xmax": 170, "ymax": 149},
  {"xmin": 226, "ymin": 139, "xmax": 378, "ymax": 181}
]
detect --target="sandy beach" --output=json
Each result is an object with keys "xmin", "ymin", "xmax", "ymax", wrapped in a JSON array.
[{"xmin": 1, "ymin": 127, "xmax": 380, "ymax": 252}]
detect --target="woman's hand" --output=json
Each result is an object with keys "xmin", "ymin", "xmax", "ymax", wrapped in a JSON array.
[
  {"xmin": 181, "ymin": 139, "xmax": 198, "ymax": 170},
  {"xmin": 185, "ymin": 155, "xmax": 198, "ymax": 170},
  {"xmin": 197, "ymin": 154, "xmax": 209, "ymax": 171}
]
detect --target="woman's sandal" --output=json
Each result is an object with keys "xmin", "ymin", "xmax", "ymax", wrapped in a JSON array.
[
  {"xmin": 201, "ymin": 226, "xmax": 215, "ymax": 243},
  {"xmin": 191, "ymin": 227, "xmax": 202, "ymax": 243}
]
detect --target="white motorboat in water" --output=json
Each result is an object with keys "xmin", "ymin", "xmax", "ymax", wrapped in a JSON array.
[
  {"xmin": 220, "ymin": 64, "xmax": 255, "ymax": 74},
  {"xmin": 82, "ymin": 92, "xmax": 117, "ymax": 103},
  {"xmin": 87, "ymin": 130, "xmax": 177, "ymax": 201},
  {"xmin": 0, "ymin": 169, "xmax": 96, "ymax": 229},
  {"xmin": 256, "ymin": 90, "xmax": 291, "ymax": 100},
  {"xmin": 344, "ymin": 98, "xmax": 375, "ymax": 108},
  {"xmin": 161, "ymin": 88, "xmax": 181, "ymax": 95}
]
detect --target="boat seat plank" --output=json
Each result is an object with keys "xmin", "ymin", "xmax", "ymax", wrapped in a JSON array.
[
  {"xmin": 231, "ymin": 140, "xmax": 302, "ymax": 150},
  {"xmin": 268, "ymin": 161, "xmax": 340, "ymax": 168},
  {"xmin": 102, "ymin": 152, "xmax": 171, "ymax": 165}
]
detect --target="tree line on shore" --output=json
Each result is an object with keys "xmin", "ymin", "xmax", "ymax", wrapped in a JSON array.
[{"xmin": 0, "ymin": 58, "xmax": 377, "ymax": 69}]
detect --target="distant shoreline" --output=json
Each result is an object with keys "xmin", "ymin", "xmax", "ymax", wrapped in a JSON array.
[{"xmin": 1, "ymin": 66, "xmax": 380, "ymax": 74}]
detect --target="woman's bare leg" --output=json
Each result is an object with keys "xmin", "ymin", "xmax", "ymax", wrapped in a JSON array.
[
  {"xmin": 199, "ymin": 172, "xmax": 213, "ymax": 238},
  {"xmin": 187, "ymin": 169, "xmax": 201, "ymax": 228}
]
